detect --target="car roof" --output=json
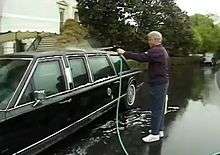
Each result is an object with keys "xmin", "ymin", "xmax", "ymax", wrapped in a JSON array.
[{"xmin": 0, "ymin": 50, "xmax": 119, "ymax": 59}]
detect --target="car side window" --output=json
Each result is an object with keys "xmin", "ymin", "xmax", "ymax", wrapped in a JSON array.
[
  {"xmin": 68, "ymin": 58, "xmax": 89, "ymax": 88},
  {"xmin": 18, "ymin": 81, "xmax": 34, "ymax": 105},
  {"xmin": 0, "ymin": 60, "xmax": 30, "ymax": 109},
  {"xmin": 33, "ymin": 60, "xmax": 65, "ymax": 96},
  {"xmin": 88, "ymin": 56, "xmax": 115, "ymax": 81},
  {"xmin": 18, "ymin": 60, "xmax": 66, "ymax": 105},
  {"xmin": 110, "ymin": 55, "xmax": 130, "ymax": 74}
]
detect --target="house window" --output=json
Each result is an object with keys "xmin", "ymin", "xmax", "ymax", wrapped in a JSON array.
[
  {"xmin": 59, "ymin": 8, "xmax": 65, "ymax": 32},
  {"xmin": 74, "ymin": 12, "xmax": 79, "ymax": 22}
]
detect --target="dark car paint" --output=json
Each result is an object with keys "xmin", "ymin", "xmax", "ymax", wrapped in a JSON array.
[{"xmin": 0, "ymin": 51, "xmax": 141, "ymax": 154}]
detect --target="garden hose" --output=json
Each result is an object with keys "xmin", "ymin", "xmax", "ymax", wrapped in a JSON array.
[{"xmin": 116, "ymin": 58, "xmax": 129, "ymax": 155}]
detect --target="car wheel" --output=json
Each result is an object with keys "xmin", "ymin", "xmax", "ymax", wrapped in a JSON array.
[{"xmin": 122, "ymin": 82, "xmax": 136, "ymax": 110}]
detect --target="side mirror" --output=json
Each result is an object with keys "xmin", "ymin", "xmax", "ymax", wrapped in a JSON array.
[{"xmin": 33, "ymin": 90, "xmax": 46, "ymax": 107}]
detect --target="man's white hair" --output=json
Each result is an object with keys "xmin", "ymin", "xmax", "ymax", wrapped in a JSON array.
[{"xmin": 147, "ymin": 31, "xmax": 163, "ymax": 42}]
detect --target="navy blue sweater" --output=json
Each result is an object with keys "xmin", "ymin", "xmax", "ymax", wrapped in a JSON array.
[{"xmin": 123, "ymin": 45, "xmax": 169, "ymax": 86}]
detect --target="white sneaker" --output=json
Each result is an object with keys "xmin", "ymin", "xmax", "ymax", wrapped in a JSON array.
[
  {"xmin": 148, "ymin": 130, "xmax": 164, "ymax": 138},
  {"xmin": 142, "ymin": 134, "xmax": 160, "ymax": 143}
]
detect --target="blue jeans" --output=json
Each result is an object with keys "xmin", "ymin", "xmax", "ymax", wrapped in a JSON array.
[{"xmin": 149, "ymin": 82, "xmax": 169, "ymax": 135}]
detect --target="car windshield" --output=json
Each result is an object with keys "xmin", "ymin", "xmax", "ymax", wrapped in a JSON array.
[{"xmin": 0, "ymin": 59, "xmax": 30, "ymax": 109}]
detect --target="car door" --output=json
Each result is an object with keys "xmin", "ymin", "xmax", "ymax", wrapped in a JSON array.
[
  {"xmin": 2, "ymin": 56, "xmax": 70, "ymax": 154},
  {"xmin": 65, "ymin": 55, "xmax": 92, "ymax": 121},
  {"xmin": 86, "ymin": 54, "xmax": 118, "ymax": 114}
]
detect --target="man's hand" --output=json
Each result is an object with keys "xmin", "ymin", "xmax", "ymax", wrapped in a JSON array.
[{"xmin": 117, "ymin": 48, "xmax": 126, "ymax": 55}]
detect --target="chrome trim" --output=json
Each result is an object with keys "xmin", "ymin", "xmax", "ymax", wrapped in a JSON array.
[
  {"xmin": 8, "ymin": 87, "xmax": 84, "ymax": 111},
  {"xmin": 115, "ymin": 70, "xmax": 141, "ymax": 79},
  {"xmin": 32, "ymin": 100, "xmax": 41, "ymax": 107},
  {"xmin": 9, "ymin": 91, "xmax": 70, "ymax": 111},
  {"xmin": 65, "ymin": 55, "xmax": 71, "ymax": 67},
  {"xmin": 14, "ymin": 93, "xmax": 127, "ymax": 154},
  {"xmin": 107, "ymin": 54, "xmax": 117, "ymax": 75},
  {"xmin": 44, "ymin": 90, "xmax": 69, "ymax": 99},
  {"xmin": 64, "ymin": 67, "xmax": 72, "ymax": 90},
  {"xmin": 92, "ymin": 76, "xmax": 117, "ymax": 84},
  {"xmin": 5, "ymin": 59, "xmax": 33, "ymax": 110},
  {"xmin": 65, "ymin": 53, "xmax": 83, "ymax": 57},
  {"xmin": 61, "ymin": 56, "xmax": 71, "ymax": 90},
  {"xmin": 12, "ymin": 101, "xmax": 35, "ymax": 109},
  {"xmin": 84, "ymin": 54, "xmax": 94, "ymax": 82},
  {"xmin": 65, "ymin": 55, "xmax": 75, "ymax": 87},
  {"xmin": 57, "ymin": 56, "xmax": 69, "ymax": 91},
  {"xmin": 66, "ymin": 55, "xmax": 91, "ymax": 86},
  {"xmin": 0, "ymin": 58, "xmax": 33, "ymax": 60},
  {"xmin": 13, "ymin": 59, "xmax": 39, "ymax": 108}
]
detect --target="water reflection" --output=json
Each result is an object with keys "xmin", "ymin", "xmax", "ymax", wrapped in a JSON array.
[
  {"xmin": 163, "ymin": 65, "xmax": 220, "ymax": 155},
  {"xmin": 215, "ymin": 69, "xmax": 220, "ymax": 91},
  {"xmin": 148, "ymin": 141, "xmax": 162, "ymax": 155}
]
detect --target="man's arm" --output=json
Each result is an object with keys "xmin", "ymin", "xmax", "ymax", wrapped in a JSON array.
[
  {"xmin": 123, "ymin": 52, "xmax": 149, "ymax": 62},
  {"xmin": 117, "ymin": 48, "xmax": 149, "ymax": 62}
]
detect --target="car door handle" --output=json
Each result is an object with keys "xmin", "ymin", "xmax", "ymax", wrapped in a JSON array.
[{"xmin": 59, "ymin": 98, "xmax": 72, "ymax": 104}]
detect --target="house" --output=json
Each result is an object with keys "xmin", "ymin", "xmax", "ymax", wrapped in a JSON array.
[{"xmin": 0, "ymin": 0, "xmax": 79, "ymax": 54}]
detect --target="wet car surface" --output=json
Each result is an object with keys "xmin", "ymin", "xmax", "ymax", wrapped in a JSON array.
[{"xmin": 41, "ymin": 65, "xmax": 220, "ymax": 155}]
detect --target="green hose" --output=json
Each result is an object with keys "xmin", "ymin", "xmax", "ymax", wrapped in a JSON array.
[{"xmin": 116, "ymin": 58, "xmax": 129, "ymax": 155}]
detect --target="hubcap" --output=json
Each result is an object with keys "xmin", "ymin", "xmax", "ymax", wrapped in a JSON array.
[{"xmin": 127, "ymin": 84, "xmax": 136, "ymax": 106}]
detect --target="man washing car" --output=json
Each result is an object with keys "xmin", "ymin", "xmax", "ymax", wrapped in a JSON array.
[{"xmin": 117, "ymin": 31, "xmax": 169, "ymax": 143}]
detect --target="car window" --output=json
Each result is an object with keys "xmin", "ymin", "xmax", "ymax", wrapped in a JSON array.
[
  {"xmin": 0, "ymin": 59, "xmax": 30, "ymax": 109},
  {"xmin": 18, "ymin": 60, "xmax": 65, "ymax": 105},
  {"xmin": 68, "ymin": 58, "xmax": 89, "ymax": 88},
  {"xmin": 88, "ymin": 56, "xmax": 115, "ymax": 81},
  {"xmin": 110, "ymin": 55, "xmax": 130, "ymax": 73},
  {"xmin": 18, "ymin": 81, "xmax": 34, "ymax": 105},
  {"xmin": 33, "ymin": 60, "xmax": 65, "ymax": 95}
]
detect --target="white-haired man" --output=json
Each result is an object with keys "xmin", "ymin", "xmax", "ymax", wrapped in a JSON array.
[{"xmin": 117, "ymin": 31, "xmax": 169, "ymax": 143}]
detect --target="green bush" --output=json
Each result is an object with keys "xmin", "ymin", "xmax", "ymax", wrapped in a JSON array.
[
  {"xmin": 171, "ymin": 57, "xmax": 200, "ymax": 65},
  {"xmin": 57, "ymin": 19, "xmax": 88, "ymax": 47}
]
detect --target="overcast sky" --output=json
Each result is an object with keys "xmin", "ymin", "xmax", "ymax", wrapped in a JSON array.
[{"xmin": 176, "ymin": 0, "xmax": 220, "ymax": 16}]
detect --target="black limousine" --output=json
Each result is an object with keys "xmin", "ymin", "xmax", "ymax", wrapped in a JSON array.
[{"xmin": 0, "ymin": 50, "xmax": 141, "ymax": 154}]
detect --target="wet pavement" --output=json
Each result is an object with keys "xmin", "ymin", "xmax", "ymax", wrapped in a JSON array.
[{"xmin": 41, "ymin": 65, "xmax": 220, "ymax": 155}]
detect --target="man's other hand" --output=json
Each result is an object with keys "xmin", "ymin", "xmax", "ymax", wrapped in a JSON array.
[{"xmin": 117, "ymin": 48, "xmax": 126, "ymax": 55}]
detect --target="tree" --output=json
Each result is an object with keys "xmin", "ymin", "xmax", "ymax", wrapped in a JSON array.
[
  {"xmin": 78, "ymin": 0, "xmax": 123, "ymax": 46},
  {"xmin": 191, "ymin": 14, "xmax": 220, "ymax": 55},
  {"xmin": 127, "ymin": 0, "xmax": 196, "ymax": 55},
  {"xmin": 78, "ymin": 0, "xmax": 197, "ymax": 55}
]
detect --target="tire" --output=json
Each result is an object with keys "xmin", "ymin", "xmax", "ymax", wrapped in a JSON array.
[{"xmin": 122, "ymin": 81, "xmax": 136, "ymax": 110}]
